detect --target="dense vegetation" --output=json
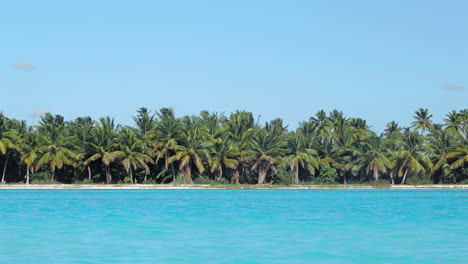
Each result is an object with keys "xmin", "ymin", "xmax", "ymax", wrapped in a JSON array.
[{"xmin": 0, "ymin": 108, "xmax": 467, "ymax": 185}]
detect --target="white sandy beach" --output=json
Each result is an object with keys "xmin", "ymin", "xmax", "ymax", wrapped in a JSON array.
[{"xmin": 0, "ymin": 184, "xmax": 466, "ymax": 190}]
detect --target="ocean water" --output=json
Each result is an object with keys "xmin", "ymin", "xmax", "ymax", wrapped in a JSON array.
[{"xmin": 0, "ymin": 190, "xmax": 466, "ymax": 264}]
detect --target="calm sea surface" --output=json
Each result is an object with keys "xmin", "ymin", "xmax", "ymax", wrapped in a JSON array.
[{"xmin": 0, "ymin": 190, "xmax": 466, "ymax": 263}]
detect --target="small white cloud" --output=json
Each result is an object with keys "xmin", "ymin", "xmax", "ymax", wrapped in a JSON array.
[
  {"xmin": 444, "ymin": 84, "xmax": 465, "ymax": 91},
  {"xmin": 10, "ymin": 62, "xmax": 36, "ymax": 71}
]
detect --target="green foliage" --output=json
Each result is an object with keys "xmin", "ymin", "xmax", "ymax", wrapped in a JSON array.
[
  {"xmin": 171, "ymin": 174, "xmax": 191, "ymax": 185},
  {"xmin": 319, "ymin": 167, "xmax": 338, "ymax": 184},
  {"xmin": 406, "ymin": 175, "xmax": 434, "ymax": 185},
  {"xmin": 459, "ymin": 179, "xmax": 468, "ymax": 185},
  {"xmin": 270, "ymin": 168, "xmax": 293, "ymax": 185},
  {"xmin": 371, "ymin": 179, "xmax": 391, "ymax": 189},
  {"xmin": 123, "ymin": 176, "xmax": 132, "ymax": 183},
  {"xmin": 193, "ymin": 175, "xmax": 229, "ymax": 185},
  {"xmin": 30, "ymin": 172, "xmax": 56, "ymax": 184},
  {"xmin": 143, "ymin": 179, "xmax": 157, "ymax": 184},
  {"xmin": 76, "ymin": 179, "xmax": 94, "ymax": 184},
  {"xmin": 0, "ymin": 108, "xmax": 466, "ymax": 185}
]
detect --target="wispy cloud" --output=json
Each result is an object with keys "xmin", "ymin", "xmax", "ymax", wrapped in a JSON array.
[
  {"xmin": 443, "ymin": 84, "xmax": 465, "ymax": 91},
  {"xmin": 10, "ymin": 62, "xmax": 36, "ymax": 71}
]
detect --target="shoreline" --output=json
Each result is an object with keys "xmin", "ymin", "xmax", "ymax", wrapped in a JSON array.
[{"xmin": 0, "ymin": 184, "xmax": 467, "ymax": 190}]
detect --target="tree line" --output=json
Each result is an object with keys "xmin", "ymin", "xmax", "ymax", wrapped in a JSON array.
[{"xmin": 0, "ymin": 108, "xmax": 467, "ymax": 185}]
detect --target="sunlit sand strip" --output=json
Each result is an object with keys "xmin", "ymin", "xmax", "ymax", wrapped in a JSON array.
[{"xmin": 0, "ymin": 184, "xmax": 466, "ymax": 189}]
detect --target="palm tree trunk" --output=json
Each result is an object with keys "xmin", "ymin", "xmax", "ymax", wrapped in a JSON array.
[
  {"xmin": 105, "ymin": 165, "xmax": 112, "ymax": 184},
  {"xmin": 373, "ymin": 168, "xmax": 379, "ymax": 181},
  {"xmin": 87, "ymin": 165, "xmax": 92, "ymax": 181},
  {"xmin": 171, "ymin": 163, "xmax": 176, "ymax": 183},
  {"xmin": 51, "ymin": 169, "xmax": 55, "ymax": 182},
  {"xmin": 129, "ymin": 167, "xmax": 133, "ymax": 184},
  {"xmin": 25, "ymin": 165, "xmax": 30, "ymax": 184},
  {"xmin": 401, "ymin": 168, "xmax": 409, "ymax": 184},
  {"xmin": 257, "ymin": 165, "xmax": 267, "ymax": 184},
  {"xmin": 1, "ymin": 155, "xmax": 9, "ymax": 183},
  {"xmin": 343, "ymin": 173, "xmax": 347, "ymax": 184},
  {"xmin": 231, "ymin": 169, "xmax": 240, "ymax": 184},
  {"xmin": 217, "ymin": 169, "xmax": 223, "ymax": 181},
  {"xmin": 185, "ymin": 164, "xmax": 193, "ymax": 184},
  {"xmin": 292, "ymin": 166, "xmax": 299, "ymax": 184},
  {"xmin": 390, "ymin": 170, "xmax": 395, "ymax": 185}
]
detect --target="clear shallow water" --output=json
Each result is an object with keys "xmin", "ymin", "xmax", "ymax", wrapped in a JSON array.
[{"xmin": 0, "ymin": 190, "xmax": 466, "ymax": 264}]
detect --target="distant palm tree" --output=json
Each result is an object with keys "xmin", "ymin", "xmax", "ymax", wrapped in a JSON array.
[
  {"xmin": 118, "ymin": 128, "xmax": 154, "ymax": 183},
  {"xmin": 329, "ymin": 110, "xmax": 346, "ymax": 139},
  {"xmin": 197, "ymin": 111, "xmax": 226, "ymax": 142},
  {"xmin": 0, "ymin": 113, "xmax": 20, "ymax": 183},
  {"xmin": 168, "ymin": 120, "xmax": 210, "ymax": 183},
  {"xmin": 226, "ymin": 111, "xmax": 256, "ymax": 184},
  {"xmin": 68, "ymin": 117, "xmax": 94, "ymax": 180},
  {"xmin": 348, "ymin": 118, "xmax": 368, "ymax": 142},
  {"xmin": 333, "ymin": 126, "xmax": 358, "ymax": 184},
  {"xmin": 315, "ymin": 136, "xmax": 345, "ymax": 173},
  {"xmin": 397, "ymin": 129, "xmax": 432, "ymax": 184},
  {"xmin": 153, "ymin": 108, "xmax": 182, "ymax": 182},
  {"xmin": 84, "ymin": 117, "xmax": 122, "ymax": 184},
  {"xmin": 308, "ymin": 110, "xmax": 330, "ymax": 141},
  {"xmin": 444, "ymin": 110, "xmax": 463, "ymax": 134},
  {"xmin": 251, "ymin": 119, "xmax": 286, "ymax": 184},
  {"xmin": 20, "ymin": 130, "xmax": 39, "ymax": 184},
  {"xmin": 383, "ymin": 128, "xmax": 402, "ymax": 184},
  {"xmin": 427, "ymin": 127, "xmax": 454, "ymax": 183},
  {"xmin": 282, "ymin": 131, "xmax": 320, "ymax": 184},
  {"xmin": 384, "ymin": 121, "xmax": 402, "ymax": 138},
  {"xmin": 209, "ymin": 137, "xmax": 239, "ymax": 182},
  {"xmin": 35, "ymin": 114, "xmax": 78, "ymax": 181},
  {"xmin": 447, "ymin": 127, "xmax": 468, "ymax": 172},
  {"xmin": 357, "ymin": 135, "xmax": 390, "ymax": 181},
  {"xmin": 411, "ymin": 108, "xmax": 433, "ymax": 134},
  {"xmin": 133, "ymin": 107, "xmax": 156, "ymax": 141}
]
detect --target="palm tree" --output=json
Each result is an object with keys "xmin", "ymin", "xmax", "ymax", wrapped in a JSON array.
[
  {"xmin": 20, "ymin": 130, "xmax": 39, "ymax": 184},
  {"xmin": 153, "ymin": 108, "xmax": 182, "ymax": 182},
  {"xmin": 411, "ymin": 108, "xmax": 433, "ymax": 134},
  {"xmin": 348, "ymin": 118, "xmax": 369, "ymax": 142},
  {"xmin": 226, "ymin": 111, "xmax": 256, "ymax": 184},
  {"xmin": 251, "ymin": 119, "xmax": 286, "ymax": 184},
  {"xmin": 382, "ymin": 126, "xmax": 402, "ymax": 185},
  {"xmin": 0, "ymin": 113, "xmax": 20, "ymax": 183},
  {"xmin": 315, "ymin": 135, "xmax": 345, "ymax": 174},
  {"xmin": 397, "ymin": 129, "xmax": 432, "ymax": 184},
  {"xmin": 282, "ymin": 131, "xmax": 320, "ymax": 184},
  {"xmin": 133, "ymin": 107, "xmax": 156, "ymax": 141},
  {"xmin": 300, "ymin": 110, "xmax": 329, "ymax": 141},
  {"xmin": 427, "ymin": 127, "xmax": 454, "ymax": 183},
  {"xmin": 118, "ymin": 128, "xmax": 154, "ymax": 183},
  {"xmin": 444, "ymin": 110, "xmax": 463, "ymax": 134},
  {"xmin": 357, "ymin": 135, "xmax": 390, "ymax": 181},
  {"xmin": 209, "ymin": 137, "xmax": 239, "ymax": 182},
  {"xmin": 447, "ymin": 127, "xmax": 468, "ymax": 172},
  {"xmin": 35, "ymin": 114, "xmax": 78, "ymax": 181},
  {"xmin": 168, "ymin": 120, "xmax": 211, "ymax": 183},
  {"xmin": 198, "ymin": 111, "xmax": 226, "ymax": 142},
  {"xmin": 84, "ymin": 117, "xmax": 122, "ymax": 184},
  {"xmin": 68, "ymin": 117, "xmax": 94, "ymax": 180},
  {"xmin": 329, "ymin": 110, "xmax": 346, "ymax": 139},
  {"xmin": 333, "ymin": 126, "xmax": 360, "ymax": 184}
]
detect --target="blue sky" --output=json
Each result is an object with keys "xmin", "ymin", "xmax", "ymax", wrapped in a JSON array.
[{"xmin": 1, "ymin": 0, "xmax": 466, "ymax": 131}]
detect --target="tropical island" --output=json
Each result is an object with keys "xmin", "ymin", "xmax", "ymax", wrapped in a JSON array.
[{"xmin": 0, "ymin": 108, "xmax": 467, "ymax": 187}]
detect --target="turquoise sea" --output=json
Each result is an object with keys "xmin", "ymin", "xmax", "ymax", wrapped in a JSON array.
[{"xmin": 0, "ymin": 190, "xmax": 466, "ymax": 263}]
